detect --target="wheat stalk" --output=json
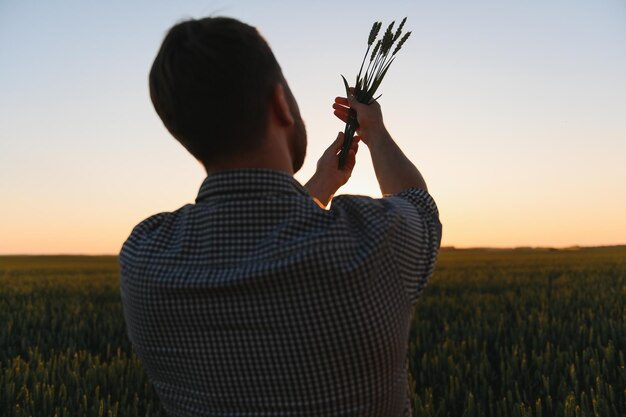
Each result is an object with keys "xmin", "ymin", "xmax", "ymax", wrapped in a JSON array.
[{"xmin": 338, "ymin": 18, "xmax": 412, "ymax": 168}]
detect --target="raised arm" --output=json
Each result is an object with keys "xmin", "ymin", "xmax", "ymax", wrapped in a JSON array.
[{"xmin": 333, "ymin": 95, "xmax": 427, "ymax": 196}]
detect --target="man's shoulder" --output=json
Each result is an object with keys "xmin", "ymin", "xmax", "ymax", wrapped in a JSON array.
[
  {"xmin": 330, "ymin": 187, "xmax": 439, "ymax": 219},
  {"xmin": 328, "ymin": 187, "xmax": 441, "ymax": 249},
  {"xmin": 119, "ymin": 205, "xmax": 191, "ymax": 266}
]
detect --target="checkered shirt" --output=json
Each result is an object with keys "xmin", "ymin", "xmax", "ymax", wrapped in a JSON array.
[{"xmin": 120, "ymin": 168, "xmax": 442, "ymax": 417}]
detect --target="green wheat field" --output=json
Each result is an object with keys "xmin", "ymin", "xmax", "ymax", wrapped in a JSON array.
[{"xmin": 1, "ymin": 247, "xmax": 624, "ymax": 417}]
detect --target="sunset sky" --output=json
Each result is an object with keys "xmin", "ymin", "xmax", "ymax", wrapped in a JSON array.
[{"xmin": 1, "ymin": 0, "xmax": 625, "ymax": 254}]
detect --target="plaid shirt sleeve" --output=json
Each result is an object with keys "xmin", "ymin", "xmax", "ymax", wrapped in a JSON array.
[
  {"xmin": 331, "ymin": 187, "xmax": 442, "ymax": 305},
  {"xmin": 383, "ymin": 188, "xmax": 443, "ymax": 304}
]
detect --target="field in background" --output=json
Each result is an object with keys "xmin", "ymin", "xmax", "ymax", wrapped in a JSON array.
[{"xmin": 0, "ymin": 247, "xmax": 624, "ymax": 417}]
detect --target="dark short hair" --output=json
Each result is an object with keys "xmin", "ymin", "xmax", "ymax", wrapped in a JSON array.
[{"xmin": 149, "ymin": 17, "xmax": 283, "ymax": 166}]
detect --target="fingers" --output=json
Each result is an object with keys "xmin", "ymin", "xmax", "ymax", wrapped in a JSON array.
[
  {"xmin": 331, "ymin": 131, "xmax": 344, "ymax": 151},
  {"xmin": 333, "ymin": 89, "xmax": 383, "ymax": 147},
  {"xmin": 348, "ymin": 95, "xmax": 379, "ymax": 112},
  {"xmin": 334, "ymin": 95, "xmax": 367, "ymax": 114},
  {"xmin": 343, "ymin": 148, "xmax": 357, "ymax": 171},
  {"xmin": 333, "ymin": 110, "xmax": 348, "ymax": 124},
  {"xmin": 347, "ymin": 94, "xmax": 362, "ymax": 109},
  {"xmin": 326, "ymin": 131, "xmax": 348, "ymax": 156},
  {"xmin": 316, "ymin": 132, "xmax": 358, "ymax": 184},
  {"xmin": 332, "ymin": 102, "xmax": 349, "ymax": 112},
  {"xmin": 333, "ymin": 95, "xmax": 355, "ymax": 125},
  {"xmin": 330, "ymin": 132, "xmax": 359, "ymax": 150},
  {"xmin": 328, "ymin": 132, "xmax": 359, "ymax": 170},
  {"xmin": 333, "ymin": 102, "xmax": 349, "ymax": 124},
  {"xmin": 335, "ymin": 96, "xmax": 361, "ymax": 109}
]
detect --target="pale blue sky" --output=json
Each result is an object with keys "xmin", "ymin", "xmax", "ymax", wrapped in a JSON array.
[{"xmin": 1, "ymin": 0, "xmax": 625, "ymax": 253}]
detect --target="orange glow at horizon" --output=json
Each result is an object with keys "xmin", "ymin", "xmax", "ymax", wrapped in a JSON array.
[{"xmin": 1, "ymin": 1, "xmax": 625, "ymax": 255}]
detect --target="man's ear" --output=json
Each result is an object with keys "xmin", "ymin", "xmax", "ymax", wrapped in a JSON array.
[{"xmin": 272, "ymin": 83, "xmax": 295, "ymax": 127}]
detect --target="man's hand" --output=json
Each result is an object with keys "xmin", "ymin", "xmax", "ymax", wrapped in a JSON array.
[
  {"xmin": 304, "ymin": 132, "xmax": 360, "ymax": 208},
  {"xmin": 333, "ymin": 91, "xmax": 428, "ymax": 195},
  {"xmin": 332, "ymin": 93, "xmax": 387, "ymax": 146}
]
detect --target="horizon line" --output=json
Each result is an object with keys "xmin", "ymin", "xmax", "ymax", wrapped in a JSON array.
[{"xmin": 2, "ymin": 243, "xmax": 626, "ymax": 257}]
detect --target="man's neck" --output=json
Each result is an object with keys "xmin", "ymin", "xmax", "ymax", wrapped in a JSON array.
[{"xmin": 205, "ymin": 135, "xmax": 294, "ymax": 176}]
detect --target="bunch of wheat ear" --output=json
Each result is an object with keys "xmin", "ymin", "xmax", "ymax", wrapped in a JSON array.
[{"xmin": 338, "ymin": 17, "xmax": 411, "ymax": 168}]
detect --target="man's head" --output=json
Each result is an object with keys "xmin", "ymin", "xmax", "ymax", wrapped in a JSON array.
[{"xmin": 149, "ymin": 17, "xmax": 306, "ymax": 172}]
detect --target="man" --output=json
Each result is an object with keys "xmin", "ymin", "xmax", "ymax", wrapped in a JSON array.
[{"xmin": 120, "ymin": 16, "xmax": 442, "ymax": 417}]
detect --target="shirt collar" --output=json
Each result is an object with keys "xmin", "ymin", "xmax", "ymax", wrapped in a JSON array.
[{"xmin": 195, "ymin": 168, "xmax": 310, "ymax": 203}]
